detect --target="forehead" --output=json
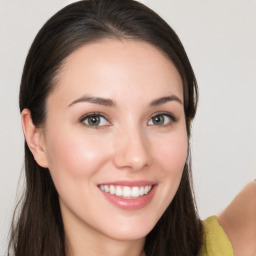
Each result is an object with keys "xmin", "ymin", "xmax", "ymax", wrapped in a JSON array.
[{"xmin": 50, "ymin": 39, "xmax": 183, "ymax": 106}]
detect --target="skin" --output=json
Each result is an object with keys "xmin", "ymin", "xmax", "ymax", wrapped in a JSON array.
[
  {"xmin": 218, "ymin": 181, "xmax": 256, "ymax": 256},
  {"xmin": 21, "ymin": 38, "xmax": 256, "ymax": 256},
  {"xmin": 22, "ymin": 39, "xmax": 188, "ymax": 256}
]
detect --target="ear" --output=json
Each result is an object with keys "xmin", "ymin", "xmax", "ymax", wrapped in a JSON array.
[{"xmin": 21, "ymin": 109, "xmax": 49, "ymax": 168}]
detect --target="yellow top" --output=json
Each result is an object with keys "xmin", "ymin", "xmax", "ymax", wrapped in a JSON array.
[{"xmin": 199, "ymin": 216, "xmax": 234, "ymax": 256}]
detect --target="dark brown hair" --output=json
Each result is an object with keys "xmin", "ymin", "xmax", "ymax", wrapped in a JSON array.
[{"xmin": 8, "ymin": 0, "xmax": 202, "ymax": 255}]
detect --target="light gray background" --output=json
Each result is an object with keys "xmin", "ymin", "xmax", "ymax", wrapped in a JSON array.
[{"xmin": 1, "ymin": 0, "xmax": 255, "ymax": 254}]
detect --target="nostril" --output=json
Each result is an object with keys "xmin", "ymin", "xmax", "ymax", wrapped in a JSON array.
[
  {"xmin": 113, "ymin": 130, "xmax": 152, "ymax": 170},
  {"xmin": 113, "ymin": 153, "xmax": 151, "ymax": 172}
]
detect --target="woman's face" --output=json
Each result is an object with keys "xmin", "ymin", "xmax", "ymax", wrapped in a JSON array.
[{"xmin": 41, "ymin": 39, "xmax": 187, "ymax": 242}]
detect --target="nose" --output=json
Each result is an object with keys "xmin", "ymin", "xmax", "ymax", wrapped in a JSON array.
[{"xmin": 113, "ymin": 126, "xmax": 152, "ymax": 172}]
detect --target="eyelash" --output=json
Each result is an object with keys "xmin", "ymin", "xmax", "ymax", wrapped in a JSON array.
[
  {"xmin": 80, "ymin": 112, "xmax": 111, "ymax": 129},
  {"xmin": 79, "ymin": 111, "xmax": 177, "ymax": 129},
  {"xmin": 148, "ymin": 112, "xmax": 177, "ymax": 127}
]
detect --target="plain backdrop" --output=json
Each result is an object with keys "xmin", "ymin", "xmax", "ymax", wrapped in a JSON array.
[{"xmin": 0, "ymin": 0, "xmax": 255, "ymax": 254}]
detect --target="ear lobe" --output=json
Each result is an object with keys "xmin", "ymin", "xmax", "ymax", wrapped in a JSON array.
[{"xmin": 21, "ymin": 109, "xmax": 49, "ymax": 168}]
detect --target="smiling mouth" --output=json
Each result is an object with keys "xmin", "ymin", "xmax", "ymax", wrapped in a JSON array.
[{"xmin": 99, "ymin": 184, "xmax": 153, "ymax": 199}]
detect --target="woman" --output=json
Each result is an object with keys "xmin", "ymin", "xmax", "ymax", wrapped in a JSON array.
[{"xmin": 7, "ymin": 0, "xmax": 256, "ymax": 256}]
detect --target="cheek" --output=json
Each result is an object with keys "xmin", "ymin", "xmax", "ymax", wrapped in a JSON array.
[
  {"xmin": 44, "ymin": 131, "xmax": 112, "ymax": 214},
  {"xmin": 154, "ymin": 132, "xmax": 188, "ymax": 178},
  {"xmin": 148, "ymin": 129, "xmax": 188, "ymax": 219},
  {"xmin": 45, "ymin": 129, "xmax": 110, "ymax": 179}
]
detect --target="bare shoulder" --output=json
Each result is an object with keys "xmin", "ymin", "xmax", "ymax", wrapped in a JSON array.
[{"xmin": 218, "ymin": 181, "xmax": 256, "ymax": 256}]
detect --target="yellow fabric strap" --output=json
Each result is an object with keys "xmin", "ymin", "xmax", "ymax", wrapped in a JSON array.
[{"xmin": 199, "ymin": 216, "xmax": 234, "ymax": 256}]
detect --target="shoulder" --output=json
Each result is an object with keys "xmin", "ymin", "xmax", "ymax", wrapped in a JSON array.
[
  {"xmin": 199, "ymin": 216, "xmax": 234, "ymax": 256},
  {"xmin": 218, "ymin": 181, "xmax": 256, "ymax": 256}
]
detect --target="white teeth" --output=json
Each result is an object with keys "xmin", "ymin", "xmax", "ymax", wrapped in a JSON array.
[
  {"xmin": 139, "ymin": 186, "xmax": 145, "ymax": 196},
  {"xmin": 123, "ymin": 186, "xmax": 132, "ymax": 198},
  {"xmin": 104, "ymin": 185, "xmax": 110, "ymax": 193},
  {"xmin": 99, "ymin": 184, "xmax": 153, "ymax": 198},
  {"xmin": 132, "ymin": 187, "xmax": 140, "ymax": 198},
  {"xmin": 115, "ymin": 186, "xmax": 122, "ymax": 196},
  {"xmin": 109, "ymin": 185, "xmax": 115, "ymax": 194}
]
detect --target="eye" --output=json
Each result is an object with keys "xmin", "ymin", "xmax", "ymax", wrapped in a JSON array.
[
  {"xmin": 148, "ymin": 113, "xmax": 176, "ymax": 126},
  {"xmin": 80, "ymin": 113, "xmax": 110, "ymax": 127}
]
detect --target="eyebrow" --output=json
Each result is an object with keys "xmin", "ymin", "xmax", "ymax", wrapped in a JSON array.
[
  {"xmin": 68, "ymin": 94, "xmax": 182, "ymax": 107},
  {"xmin": 150, "ymin": 95, "xmax": 182, "ymax": 106},
  {"xmin": 68, "ymin": 96, "xmax": 115, "ymax": 107}
]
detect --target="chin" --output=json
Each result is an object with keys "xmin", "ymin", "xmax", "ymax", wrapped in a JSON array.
[{"xmin": 102, "ymin": 218, "xmax": 157, "ymax": 242}]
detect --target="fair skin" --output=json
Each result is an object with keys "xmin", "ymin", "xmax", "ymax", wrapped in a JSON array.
[
  {"xmin": 21, "ymin": 38, "xmax": 256, "ymax": 256},
  {"xmin": 218, "ymin": 181, "xmax": 256, "ymax": 256},
  {"xmin": 22, "ymin": 39, "xmax": 187, "ymax": 256}
]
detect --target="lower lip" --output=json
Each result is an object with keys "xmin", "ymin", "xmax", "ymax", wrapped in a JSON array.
[{"xmin": 100, "ymin": 185, "xmax": 157, "ymax": 210}]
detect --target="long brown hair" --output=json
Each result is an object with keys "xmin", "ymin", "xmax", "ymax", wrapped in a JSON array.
[{"xmin": 8, "ymin": 0, "xmax": 202, "ymax": 255}]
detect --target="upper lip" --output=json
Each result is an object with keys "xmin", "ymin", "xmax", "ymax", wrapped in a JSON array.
[{"xmin": 98, "ymin": 180, "xmax": 156, "ymax": 187}]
